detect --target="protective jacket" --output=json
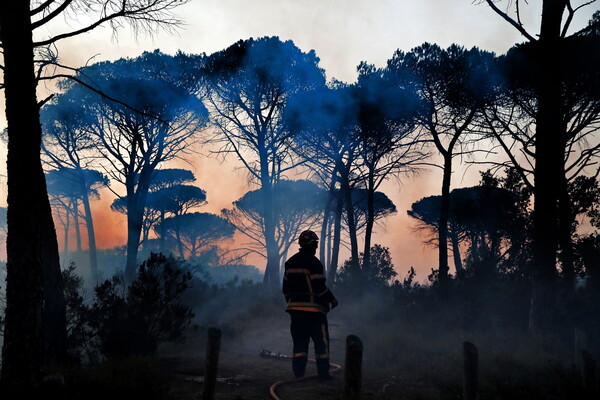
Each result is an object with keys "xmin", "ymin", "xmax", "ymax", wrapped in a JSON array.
[{"xmin": 282, "ymin": 248, "xmax": 336, "ymax": 313}]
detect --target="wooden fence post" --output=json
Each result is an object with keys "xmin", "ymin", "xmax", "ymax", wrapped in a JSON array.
[
  {"xmin": 344, "ymin": 335, "xmax": 363, "ymax": 400},
  {"xmin": 463, "ymin": 341, "xmax": 479, "ymax": 400},
  {"xmin": 203, "ymin": 327, "xmax": 221, "ymax": 400}
]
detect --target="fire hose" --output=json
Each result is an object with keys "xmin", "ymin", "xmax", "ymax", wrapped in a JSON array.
[{"xmin": 260, "ymin": 350, "xmax": 343, "ymax": 400}]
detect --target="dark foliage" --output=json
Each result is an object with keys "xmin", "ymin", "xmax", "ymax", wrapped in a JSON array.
[
  {"xmin": 92, "ymin": 253, "xmax": 194, "ymax": 358},
  {"xmin": 337, "ymin": 244, "xmax": 398, "ymax": 288},
  {"xmin": 62, "ymin": 263, "xmax": 95, "ymax": 363},
  {"xmin": 64, "ymin": 254, "xmax": 194, "ymax": 360}
]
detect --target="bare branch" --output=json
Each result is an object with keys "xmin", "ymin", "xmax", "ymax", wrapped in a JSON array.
[
  {"xmin": 31, "ymin": 0, "xmax": 75, "ymax": 29},
  {"xmin": 37, "ymin": 93, "xmax": 55, "ymax": 108},
  {"xmin": 483, "ymin": 113, "xmax": 534, "ymax": 189},
  {"xmin": 33, "ymin": 0, "xmax": 185, "ymax": 47},
  {"xmin": 573, "ymin": 3, "xmax": 600, "ymax": 36},
  {"xmin": 483, "ymin": 0, "xmax": 537, "ymax": 41},
  {"xmin": 562, "ymin": 0, "xmax": 596, "ymax": 37},
  {"xmin": 30, "ymin": 0, "xmax": 57, "ymax": 16},
  {"xmin": 38, "ymin": 73, "xmax": 168, "ymax": 124}
]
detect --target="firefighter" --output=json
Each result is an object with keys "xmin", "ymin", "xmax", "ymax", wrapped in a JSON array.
[{"xmin": 282, "ymin": 230, "xmax": 339, "ymax": 380}]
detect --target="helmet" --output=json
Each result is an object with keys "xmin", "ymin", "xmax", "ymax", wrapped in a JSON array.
[{"xmin": 298, "ymin": 230, "xmax": 319, "ymax": 247}]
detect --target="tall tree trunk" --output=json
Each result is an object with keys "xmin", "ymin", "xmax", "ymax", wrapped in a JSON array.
[
  {"xmin": 141, "ymin": 219, "xmax": 150, "ymax": 253},
  {"xmin": 63, "ymin": 204, "xmax": 71, "ymax": 255},
  {"xmin": 126, "ymin": 203, "xmax": 141, "ymax": 280},
  {"xmin": 362, "ymin": 168, "xmax": 376, "ymax": 276},
  {"xmin": 579, "ymin": 236, "xmax": 600, "ymax": 294},
  {"xmin": 319, "ymin": 168, "xmax": 337, "ymax": 264},
  {"xmin": 175, "ymin": 223, "xmax": 185, "ymax": 259},
  {"xmin": 438, "ymin": 153, "xmax": 452, "ymax": 285},
  {"xmin": 320, "ymin": 188, "xmax": 335, "ymax": 264},
  {"xmin": 72, "ymin": 198, "xmax": 82, "ymax": 251},
  {"xmin": 0, "ymin": 1, "xmax": 67, "ymax": 393},
  {"xmin": 81, "ymin": 192, "xmax": 100, "ymax": 282},
  {"xmin": 125, "ymin": 191, "xmax": 144, "ymax": 281},
  {"xmin": 124, "ymin": 170, "xmax": 152, "ymax": 281},
  {"xmin": 528, "ymin": 0, "xmax": 567, "ymax": 333},
  {"xmin": 326, "ymin": 218, "xmax": 333, "ymax": 273},
  {"xmin": 557, "ymin": 171, "xmax": 575, "ymax": 291},
  {"xmin": 341, "ymin": 168, "xmax": 360, "ymax": 270},
  {"xmin": 328, "ymin": 191, "xmax": 344, "ymax": 284},
  {"xmin": 159, "ymin": 209, "xmax": 166, "ymax": 254},
  {"xmin": 260, "ymin": 155, "xmax": 280, "ymax": 291},
  {"xmin": 280, "ymin": 247, "xmax": 289, "ymax": 277},
  {"xmin": 450, "ymin": 226, "xmax": 464, "ymax": 277}
]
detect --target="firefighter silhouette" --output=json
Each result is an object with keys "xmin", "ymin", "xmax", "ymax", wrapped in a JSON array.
[{"xmin": 282, "ymin": 230, "xmax": 339, "ymax": 380}]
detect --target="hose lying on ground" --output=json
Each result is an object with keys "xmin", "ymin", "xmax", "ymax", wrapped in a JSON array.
[{"xmin": 260, "ymin": 350, "xmax": 343, "ymax": 400}]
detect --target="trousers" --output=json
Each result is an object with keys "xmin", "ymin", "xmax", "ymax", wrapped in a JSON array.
[{"xmin": 288, "ymin": 310, "xmax": 330, "ymax": 378}]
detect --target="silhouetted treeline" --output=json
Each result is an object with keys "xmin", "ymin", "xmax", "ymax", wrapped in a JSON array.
[
  {"xmin": 1, "ymin": 1, "xmax": 600, "ymax": 395},
  {"xmin": 35, "ymin": 22, "xmax": 600, "ymax": 329}
]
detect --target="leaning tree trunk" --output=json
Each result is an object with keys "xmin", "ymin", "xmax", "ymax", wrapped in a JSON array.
[
  {"xmin": 81, "ymin": 192, "xmax": 100, "ymax": 282},
  {"xmin": 0, "ymin": 1, "xmax": 67, "ymax": 393},
  {"xmin": 528, "ymin": 0, "xmax": 567, "ymax": 334}
]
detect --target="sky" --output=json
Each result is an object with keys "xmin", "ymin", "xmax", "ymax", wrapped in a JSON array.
[{"xmin": 0, "ymin": 0, "xmax": 597, "ymax": 279}]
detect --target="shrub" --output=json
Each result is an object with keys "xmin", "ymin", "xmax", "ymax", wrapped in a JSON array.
[
  {"xmin": 91, "ymin": 253, "xmax": 194, "ymax": 358},
  {"xmin": 62, "ymin": 263, "xmax": 95, "ymax": 363},
  {"xmin": 65, "ymin": 253, "xmax": 195, "ymax": 360},
  {"xmin": 337, "ymin": 244, "xmax": 398, "ymax": 288}
]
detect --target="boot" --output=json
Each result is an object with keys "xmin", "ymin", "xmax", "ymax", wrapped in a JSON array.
[
  {"xmin": 292, "ymin": 356, "xmax": 307, "ymax": 378},
  {"xmin": 316, "ymin": 358, "xmax": 332, "ymax": 380}
]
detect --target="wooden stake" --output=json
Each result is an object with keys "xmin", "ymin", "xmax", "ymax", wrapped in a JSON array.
[
  {"xmin": 344, "ymin": 335, "xmax": 363, "ymax": 400},
  {"xmin": 463, "ymin": 341, "xmax": 479, "ymax": 400},
  {"xmin": 203, "ymin": 327, "xmax": 221, "ymax": 400}
]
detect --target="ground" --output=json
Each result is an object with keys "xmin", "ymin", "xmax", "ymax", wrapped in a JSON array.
[
  {"xmin": 62, "ymin": 304, "xmax": 591, "ymax": 400},
  {"xmin": 154, "ymin": 312, "xmax": 590, "ymax": 400},
  {"xmin": 159, "ymin": 314, "xmax": 386, "ymax": 400}
]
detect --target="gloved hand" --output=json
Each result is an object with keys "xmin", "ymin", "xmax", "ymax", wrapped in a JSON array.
[{"xmin": 330, "ymin": 297, "xmax": 339, "ymax": 309}]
